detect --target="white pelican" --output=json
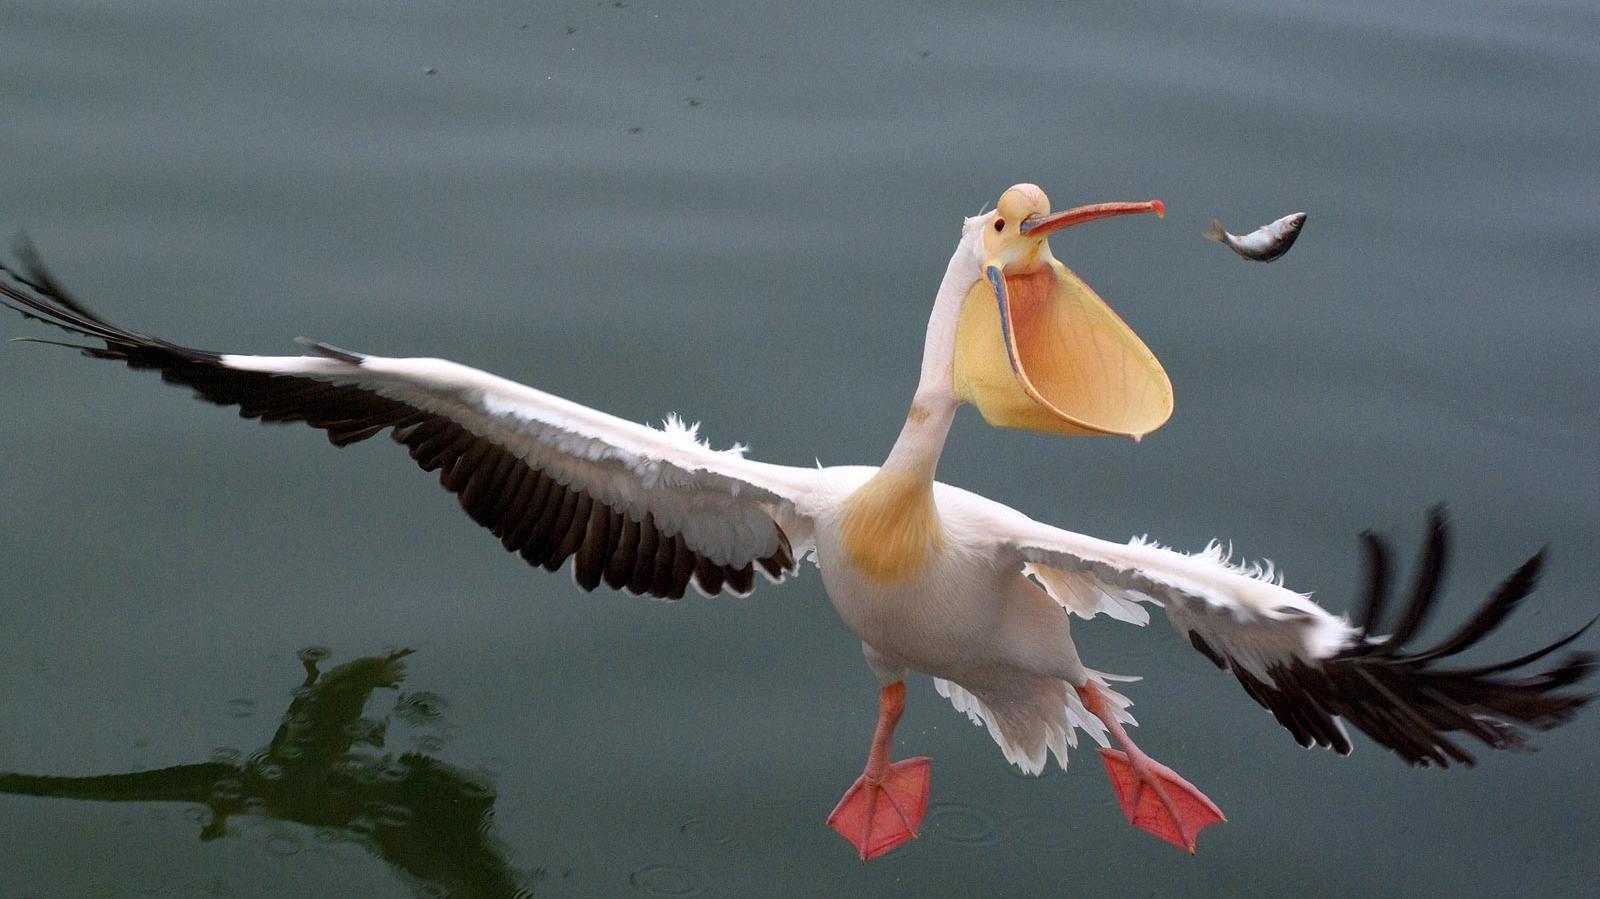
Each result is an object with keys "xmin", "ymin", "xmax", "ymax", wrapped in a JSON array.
[{"xmin": 3, "ymin": 184, "xmax": 1592, "ymax": 860}]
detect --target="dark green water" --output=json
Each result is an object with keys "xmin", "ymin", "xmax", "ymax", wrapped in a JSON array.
[{"xmin": 1, "ymin": 1, "xmax": 1595, "ymax": 896}]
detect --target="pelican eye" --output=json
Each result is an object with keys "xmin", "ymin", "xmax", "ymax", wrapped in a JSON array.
[{"xmin": 993, "ymin": 218, "xmax": 1005, "ymax": 232}]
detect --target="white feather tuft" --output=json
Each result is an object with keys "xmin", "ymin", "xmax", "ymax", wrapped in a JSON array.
[
  {"xmin": 655, "ymin": 413, "xmax": 749, "ymax": 458},
  {"xmin": 1128, "ymin": 534, "xmax": 1287, "ymax": 587}
]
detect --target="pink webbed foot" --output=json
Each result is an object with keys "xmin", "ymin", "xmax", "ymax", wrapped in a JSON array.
[
  {"xmin": 1099, "ymin": 747, "xmax": 1225, "ymax": 853},
  {"xmin": 826, "ymin": 756, "xmax": 932, "ymax": 860}
]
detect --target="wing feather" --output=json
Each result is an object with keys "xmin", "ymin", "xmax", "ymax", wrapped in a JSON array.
[
  {"xmin": 1, "ymin": 248, "xmax": 817, "ymax": 601},
  {"xmin": 1004, "ymin": 509, "xmax": 1594, "ymax": 767}
]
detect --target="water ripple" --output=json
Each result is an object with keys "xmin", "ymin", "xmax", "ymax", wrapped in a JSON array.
[
  {"xmin": 923, "ymin": 801, "xmax": 1001, "ymax": 847},
  {"xmin": 264, "ymin": 831, "xmax": 303, "ymax": 857},
  {"xmin": 296, "ymin": 645, "xmax": 331, "ymax": 663},
  {"xmin": 628, "ymin": 862, "xmax": 705, "ymax": 897},
  {"xmin": 677, "ymin": 815, "xmax": 735, "ymax": 847}
]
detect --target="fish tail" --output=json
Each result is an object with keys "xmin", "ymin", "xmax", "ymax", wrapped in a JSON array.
[{"xmin": 1203, "ymin": 220, "xmax": 1228, "ymax": 244}]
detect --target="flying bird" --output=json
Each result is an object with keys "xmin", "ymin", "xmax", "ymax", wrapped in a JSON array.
[{"xmin": 3, "ymin": 184, "xmax": 1591, "ymax": 860}]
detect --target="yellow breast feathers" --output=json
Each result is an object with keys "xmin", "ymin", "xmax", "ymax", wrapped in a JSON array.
[{"xmin": 839, "ymin": 471, "xmax": 945, "ymax": 584}]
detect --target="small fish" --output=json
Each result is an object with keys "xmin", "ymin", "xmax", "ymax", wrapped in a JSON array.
[{"xmin": 1205, "ymin": 212, "xmax": 1307, "ymax": 262}]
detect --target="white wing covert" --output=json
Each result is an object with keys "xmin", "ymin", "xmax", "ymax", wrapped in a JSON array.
[{"xmin": 1011, "ymin": 516, "xmax": 1353, "ymax": 673}]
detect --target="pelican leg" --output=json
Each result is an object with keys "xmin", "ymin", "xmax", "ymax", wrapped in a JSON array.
[
  {"xmin": 1076, "ymin": 683, "xmax": 1225, "ymax": 853},
  {"xmin": 826, "ymin": 681, "xmax": 931, "ymax": 861}
]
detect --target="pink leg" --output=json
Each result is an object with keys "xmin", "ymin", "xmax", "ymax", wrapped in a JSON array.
[
  {"xmin": 1077, "ymin": 683, "xmax": 1226, "ymax": 853},
  {"xmin": 826, "ymin": 682, "xmax": 932, "ymax": 861}
]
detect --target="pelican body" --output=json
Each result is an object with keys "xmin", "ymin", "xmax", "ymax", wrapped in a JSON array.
[{"xmin": 2, "ymin": 184, "xmax": 1590, "ymax": 860}]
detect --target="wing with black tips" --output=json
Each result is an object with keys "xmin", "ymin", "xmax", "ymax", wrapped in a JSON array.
[
  {"xmin": 1006, "ymin": 507, "xmax": 1594, "ymax": 767},
  {"xmin": 2, "ymin": 244, "xmax": 820, "ymax": 600}
]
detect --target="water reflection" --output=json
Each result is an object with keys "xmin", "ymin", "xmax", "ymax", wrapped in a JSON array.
[{"xmin": 0, "ymin": 648, "xmax": 539, "ymax": 899}]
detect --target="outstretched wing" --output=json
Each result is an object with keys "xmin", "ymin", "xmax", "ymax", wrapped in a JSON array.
[
  {"xmin": 2, "ymin": 247, "xmax": 818, "ymax": 600},
  {"xmin": 1005, "ymin": 508, "xmax": 1594, "ymax": 768}
]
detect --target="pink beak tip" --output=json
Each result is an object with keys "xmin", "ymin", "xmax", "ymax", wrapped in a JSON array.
[{"xmin": 1150, "ymin": 199, "xmax": 1166, "ymax": 219}]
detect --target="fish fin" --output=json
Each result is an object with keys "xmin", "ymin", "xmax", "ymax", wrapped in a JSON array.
[{"xmin": 1203, "ymin": 220, "xmax": 1228, "ymax": 244}]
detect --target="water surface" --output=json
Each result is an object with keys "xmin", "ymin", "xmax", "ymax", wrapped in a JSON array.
[{"xmin": 1, "ymin": 1, "xmax": 1596, "ymax": 896}]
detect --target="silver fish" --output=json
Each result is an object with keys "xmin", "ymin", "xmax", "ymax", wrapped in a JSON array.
[{"xmin": 1205, "ymin": 211, "xmax": 1306, "ymax": 262}]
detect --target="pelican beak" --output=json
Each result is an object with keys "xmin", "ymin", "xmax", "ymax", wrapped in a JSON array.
[
  {"xmin": 953, "ymin": 199, "xmax": 1172, "ymax": 441},
  {"xmin": 1019, "ymin": 199, "xmax": 1165, "ymax": 236}
]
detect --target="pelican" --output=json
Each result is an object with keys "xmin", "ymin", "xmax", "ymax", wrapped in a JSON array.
[{"xmin": 2, "ymin": 184, "xmax": 1592, "ymax": 860}]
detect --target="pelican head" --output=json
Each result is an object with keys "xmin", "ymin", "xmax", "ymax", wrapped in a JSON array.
[{"xmin": 951, "ymin": 183, "xmax": 1172, "ymax": 441}]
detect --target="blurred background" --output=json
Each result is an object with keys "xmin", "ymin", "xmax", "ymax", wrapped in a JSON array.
[{"xmin": 1, "ymin": 1, "xmax": 1596, "ymax": 896}]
